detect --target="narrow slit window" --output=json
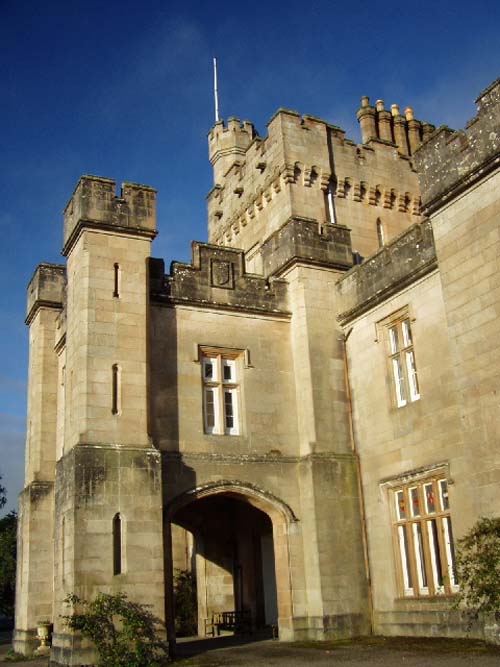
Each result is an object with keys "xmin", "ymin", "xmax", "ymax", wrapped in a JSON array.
[
  {"xmin": 113, "ymin": 263, "xmax": 120, "ymax": 298},
  {"xmin": 377, "ymin": 219, "xmax": 385, "ymax": 247},
  {"xmin": 324, "ymin": 181, "xmax": 336, "ymax": 224},
  {"xmin": 113, "ymin": 513, "xmax": 122, "ymax": 575},
  {"xmin": 112, "ymin": 364, "xmax": 120, "ymax": 415}
]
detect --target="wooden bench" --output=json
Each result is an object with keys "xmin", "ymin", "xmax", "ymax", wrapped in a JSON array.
[{"xmin": 204, "ymin": 610, "xmax": 252, "ymax": 636}]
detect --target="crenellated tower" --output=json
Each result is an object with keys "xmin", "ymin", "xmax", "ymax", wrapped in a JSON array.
[
  {"xmin": 14, "ymin": 175, "xmax": 166, "ymax": 664},
  {"xmin": 14, "ymin": 264, "xmax": 66, "ymax": 653},
  {"xmin": 207, "ymin": 103, "xmax": 425, "ymax": 273}
]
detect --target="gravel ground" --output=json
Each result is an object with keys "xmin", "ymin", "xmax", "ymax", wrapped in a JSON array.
[
  {"xmin": 173, "ymin": 635, "xmax": 500, "ymax": 666},
  {"xmin": 2, "ymin": 635, "xmax": 500, "ymax": 666}
]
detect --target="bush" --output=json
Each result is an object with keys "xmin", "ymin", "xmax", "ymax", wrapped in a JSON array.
[
  {"xmin": 0, "ymin": 511, "xmax": 17, "ymax": 617},
  {"xmin": 173, "ymin": 569, "xmax": 197, "ymax": 637},
  {"xmin": 63, "ymin": 592, "xmax": 169, "ymax": 666},
  {"xmin": 455, "ymin": 517, "xmax": 500, "ymax": 619}
]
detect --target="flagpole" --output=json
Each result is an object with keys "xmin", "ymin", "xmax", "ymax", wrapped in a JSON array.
[{"xmin": 213, "ymin": 57, "xmax": 220, "ymax": 122}]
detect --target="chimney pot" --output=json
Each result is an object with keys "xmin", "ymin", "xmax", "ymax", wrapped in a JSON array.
[{"xmin": 405, "ymin": 106, "xmax": 414, "ymax": 121}]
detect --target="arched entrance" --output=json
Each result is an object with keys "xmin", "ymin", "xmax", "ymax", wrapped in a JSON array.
[{"xmin": 165, "ymin": 482, "xmax": 295, "ymax": 640}]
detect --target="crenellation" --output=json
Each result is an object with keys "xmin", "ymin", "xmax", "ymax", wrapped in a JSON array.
[
  {"xmin": 414, "ymin": 78, "xmax": 500, "ymax": 212},
  {"xmin": 26, "ymin": 263, "xmax": 66, "ymax": 324},
  {"xmin": 150, "ymin": 243, "xmax": 289, "ymax": 315},
  {"xmin": 62, "ymin": 175, "xmax": 157, "ymax": 256},
  {"xmin": 260, "ymin": 217, "xmax": 353, "ymax": 278}
]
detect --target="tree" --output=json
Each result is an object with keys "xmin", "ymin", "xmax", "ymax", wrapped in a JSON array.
[
  {"xmin": 0, "ymin": 510, "xmax": 17, "ymax": 617},
  {"xmin": 63, "ymin": 592, "xmax": 170, "ymax": 667},
  {"xmin": 455, "ymin": 517, "xmax": 500, "ymax": 619},
  {"xmin": 0, "ymin": 472, "xmax": 6, "ymax": 509}
]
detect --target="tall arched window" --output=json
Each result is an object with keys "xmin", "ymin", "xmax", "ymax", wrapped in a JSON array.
[{"xmin": 113, "ymin": 513, "xmax": 122, "ymax": 575}]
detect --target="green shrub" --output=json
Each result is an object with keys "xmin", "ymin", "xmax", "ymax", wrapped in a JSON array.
[
  {"xmin": 173, "ymin": 569, "xmax": 197, "ymax": 637},
  {"xmin": 63, "ymin": 592, "xmax": 169, "ymax": 666},
  {"xmin": 455, "ymin": 517, "xmax": 500, "ymax": 620}
]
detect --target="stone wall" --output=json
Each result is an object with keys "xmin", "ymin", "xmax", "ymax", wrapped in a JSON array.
[
  {"xmin": 336, "ymin": 220, "xmax": 437, "ymax": 323},
  {"xmin": 414, "ymin": 78, "xmax": 500, "ymax": 213}
]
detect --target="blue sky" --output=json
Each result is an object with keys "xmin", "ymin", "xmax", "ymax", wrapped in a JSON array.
[{"xmin": 1, "ymin": 0, "xmax": 499, "ymax": 514}]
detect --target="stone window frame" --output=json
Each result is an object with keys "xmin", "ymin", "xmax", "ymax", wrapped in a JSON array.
[
  {"xmin": 198, "ymin": 346, "xmax": 248, "ymax": 436},
  {"xmin": 382, "ymin": 466, "xmax": 458, "ymax": 599},
  {"xmin": 378, "ymin": 307, "xmax": 420, "ymax": 408}
]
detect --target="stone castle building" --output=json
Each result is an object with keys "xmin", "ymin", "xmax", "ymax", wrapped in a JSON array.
[{"xmin": 14, "ymin": 76, "xmax": 500, "ymax": 663}]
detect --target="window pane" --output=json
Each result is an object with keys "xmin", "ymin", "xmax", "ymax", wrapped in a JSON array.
[
  {"xmin": 224, "ymin": 391, "xmax": 234, "ymax": 428},
  {"xmin": 396, "ymin": 490, "xmax": 406, "ymax": 520},
  {"xmin": 439, "ymin": 479, "xmax": 449, "ymax": 511},
  {"xmin": 392, "ymin": 358, "xmax": 407, "ymax": 406},
  {"xmin": 389, "ymin": 327, "xmax": 399, "ymax": 354},
  {"xmin": 222, "ymin": 359, "xmax": 235, "ymax": 382},
  {"xmin": 410, "ymin": 487, "xmax": 420, "ymax": 517},
  {"xmin": 424, "ymin": 483, "xmax": 435, "ymax": 514},
  {"xmin": 406, "ymin": 350, "xmax": 420, "ymax": 401},
  {"xmin": 443, "ymin": 516, "xmax": 458, "ymax": 589},
  {"xmin": 398, "ymin": 525, "xmax": 413, "ymax": 594},
  {"xmin": 402, "ymin": 319, "xmax": 412, "ymax": 347},
  {"xmin": 413, "ymin": 522, "xmax": 428, "ymax": 593},
  {"xmin": 205, "ymin": 388, "xmax": 216, "ymax": 429},
  {"xmin": 427, "ymin": 519, "xmax": 444, "ymax": 593},
  {"xmin": 203, "ymin": 358, "xmax": 216, "ymax": 381}
]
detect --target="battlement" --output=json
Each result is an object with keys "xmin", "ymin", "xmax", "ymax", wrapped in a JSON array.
[
  {"xmin": 336, "ymin": 220, "xmax": 437, "ymax": 323},
  {"xmin": 207, "ymin": 106, "xmax": 422, "ymax": 261},
  {"xmin": 260, "ymin": 217, "xmax": 353, "ymax": 277},
  {"xmin": 62, "ymin": 175, "xmax": 157, "ymax": 256},
  {"xmin": 26, "ymin": 263, "xmax": 66, "ymax": 325},
  {"xmin": 150, "ymin": 243, "xmax": 289, "ymax": 316},
  {"xmin": 413, "ymin": 78, "xmax": 500, "ymax": 213},
  {"xmin": 356, "ymin": 96, "xmax": 435, "ymax": 156}
]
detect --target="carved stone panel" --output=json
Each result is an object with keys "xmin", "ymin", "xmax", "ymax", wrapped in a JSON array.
[{"xmin": 211, "ymin": 259, "xmax": 234, "ymax": 289}]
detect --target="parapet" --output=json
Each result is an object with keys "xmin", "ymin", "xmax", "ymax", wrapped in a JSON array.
[
  {"xmin": 413, "ymin": 78, "xmax": 500, "ymax": 213},
  {"xmin": 356, "ymin": 97, "xmax": 435, "ymax": 156},
  {"xmin": 26, "ymin": 263, "xmax": 66, "ymax": 325},
  {"xmin": 150, "ymin": 244, "xmax": 289, "ymax": 316},
  {"xmin": 260, "ymin": 217, "xmax": 353, "ymax": 277},
  {"xmin": 62, "ymin": 175, "xmax": 157, "ymax": 256},
  {"xmin": 336, "ymin": 220, "xmax": 437, "ymax": 324}
]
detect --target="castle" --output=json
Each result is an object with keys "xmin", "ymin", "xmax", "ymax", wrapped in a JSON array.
[{"xmin": 14, "ymin": 77, "xmax": 500, "ymax": 664}]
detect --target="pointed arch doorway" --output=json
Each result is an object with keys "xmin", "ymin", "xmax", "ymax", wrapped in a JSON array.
[{"xmin": 165, "ymin": 482, "xmax": 295, "ymax": 640}]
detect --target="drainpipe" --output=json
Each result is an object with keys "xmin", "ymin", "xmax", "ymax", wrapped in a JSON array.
[{"xmin": 342, "ymin": 328, "xmax": 374, "ymax": 634}]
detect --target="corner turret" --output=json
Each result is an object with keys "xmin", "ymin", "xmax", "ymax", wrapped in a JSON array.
[{"xmin": 208, "ymin": 118, "xmax": 257, "ymax": 185}]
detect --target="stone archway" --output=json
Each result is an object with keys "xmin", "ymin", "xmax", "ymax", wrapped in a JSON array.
[{"xmin": 165, "ymin": 481, "xmax": 296, "ymax": 641}]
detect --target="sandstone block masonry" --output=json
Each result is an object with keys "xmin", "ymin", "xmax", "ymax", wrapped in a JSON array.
[{"xmin": 14, "ymin": 77, "xmax": 500, "ymax": 664}]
